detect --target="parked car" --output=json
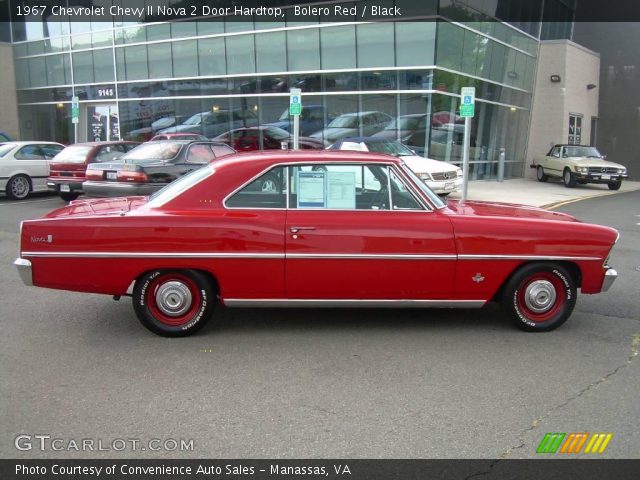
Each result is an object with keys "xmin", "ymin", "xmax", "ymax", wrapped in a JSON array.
[
  {"xmin": 0, "ymin": 142, "xmax": 65, "ymax": 200},
  {"xmin": 533, "ymin": 144, "xmax": 628, "ymax": 190},
  {"xmin": 82, "ymin": 140, "xmax": 235, "ymax": 197},
  {"xmin": 16, "ymin": 151, "xmax": 619, "ymax": 337},
  {"xmin": 213, "ymin": 126, "xmax": 326, "ymax": 152},
  {"xmin": 158, "ymin": 110, "xmax": 258, "ymax": 138},
  {"xmin": 48, "ymin": 141, "xmax": 140, "ymax": 201},
  {"xmin": 371, "ymin": 114, "xmax": 432, "ymax": 142},
  {"xmin": 310, "ymin": 111, "xmax": 392, "ymax": 143},
  {"xmin": 328, "ymin": 138, "xmax": 463, "ymax": 196},
  {"xmin": 266, "ymin": 105, "xmax": 329, "ymax": 136},
  {"xmin": 150, "ymin": 133, "xmax": 209, "ymax": 141}
]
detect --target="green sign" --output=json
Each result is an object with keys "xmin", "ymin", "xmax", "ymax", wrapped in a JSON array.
[
  {"xmin": 289, "ymin": 103, "xmax": 302, "ymax": 115},
  {"xmin": 460, "ymin": 104, "xmax": 474, "ymax": 117},
  {"xmin": 71, "ymin": 96, "xmax": 79, "ymax": 124},
  {"xmin": 460, "ymin": 87, "xmax": 475, "ymax": 118}
]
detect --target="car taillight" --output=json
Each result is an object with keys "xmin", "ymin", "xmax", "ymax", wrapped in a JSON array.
[
  {"xmin": 85, "ymin": 169, "xmax": 103, "ymax": 181},
  {"xmin": 117, "ymin": 170, "xmax": 148, "ymax": 183}
]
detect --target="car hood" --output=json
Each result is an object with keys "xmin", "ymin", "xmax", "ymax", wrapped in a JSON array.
[
  {"xmin": 42, "ymin": 196, "xmax": 149, "ymax": 219},
  {"xmin": 446, "ymin": 200, "xmax": 579, "ymax": 222},
  {"xmin": 567, "ymin": 157, "xmax": 626, "ymax": 169},
  {"xmin": 265, "ymin": 121, "xmax": 291, "ymax": 132},
  {"xmin": 400, "ymin": 155, "xmax": 459, "ymax": 174}
]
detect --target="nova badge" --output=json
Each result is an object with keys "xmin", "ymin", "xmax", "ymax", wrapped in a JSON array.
[
  {"xmin": 472, "ymin": 273, "xmax": 485, "ymax": 283},
  {"xmin": 31, "ymin": 235, "xmax": 53, "ymax": 244}
]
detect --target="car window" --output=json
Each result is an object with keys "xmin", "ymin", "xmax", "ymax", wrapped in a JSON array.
[
  {"xmin": 211, "ymin": 144, "xmax": 235, "ymax": 157},
  {"xmin": 95, "ymin": 145, "xmax": 126, "ymax": 162},
  {"xmin": 0, "ymin": 144, "xmax": 14, "ymax": 157},
  {"xmin": 124, "ymin": 143, "xmax": 139, "ymax": 151},
  {"xmin": 40, "ymin": 144, "xmax": 64, "ymax": 159},
  {"xmin": 186, "ymin": 144, "xmax": 215, "ymax": 164},
  {"xmin": 225, "ymin": 166, "xmax": 286, "ymax": 208},
  {"xmin": 15, "ymin": 145, "xmax": 45, "ymax": 160},
  {"xmin": 0, "ymin": 133, "xmax": 10, "ymax": 142},
  {"xmin": 389, "ymin": 168, "xmax": 423, "ymax": 210},
  {"xmin": 289, "ymin": 164, "xmax": 390, "ymax": 210}
]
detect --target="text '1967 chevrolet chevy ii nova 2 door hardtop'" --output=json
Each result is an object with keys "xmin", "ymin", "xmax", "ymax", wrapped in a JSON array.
[{"xmin": 15, "ymin": 151, "xmax": 619, "ymax": 337}]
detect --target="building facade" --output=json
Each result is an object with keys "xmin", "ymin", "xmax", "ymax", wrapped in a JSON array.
[{"xmin": 10, "ymin": 0, "xmax": 578, "ymax": 180}]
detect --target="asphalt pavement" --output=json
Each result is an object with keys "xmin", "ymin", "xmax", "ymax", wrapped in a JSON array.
[{"xmin": 0, "ymin": 191, "xmax": 638, "ymax": 459}]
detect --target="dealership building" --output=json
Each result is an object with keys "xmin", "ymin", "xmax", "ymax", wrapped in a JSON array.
[{"xmin": 2, "ymin": 0, "xmax": 613, "ymax": 180}]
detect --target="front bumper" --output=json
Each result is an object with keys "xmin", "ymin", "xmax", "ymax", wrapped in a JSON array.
[
  {"xmin": 425, "ymin": 177, "xmax": 463, "ymax": 194},
  {"xmin": 602, "ymin": 267, "xmax": 618, "ymax": 292},
  {"xmin": 575, "ymin": 173, "xmax": 627, "ymax": 183},
  {"xmin": 14, "ymin": 258, "xmax": 33, "ymax": 286}
]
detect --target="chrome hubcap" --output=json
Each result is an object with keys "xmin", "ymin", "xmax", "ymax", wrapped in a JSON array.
[
  {"xmin": 155, "ymin": 281, "xmax": 192, "ymax": 317},
  {"xmin": 12, "ymin": 177, "xmax": 29, "ymax": 197},
  {"xmin": 524, "ymin": 280, "xmax": 557, "ymax": 313}
]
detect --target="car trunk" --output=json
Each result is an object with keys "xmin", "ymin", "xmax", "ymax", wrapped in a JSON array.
[{"xmin": 42, "ymin": 196, "xmax": 148, "ymax": 219}]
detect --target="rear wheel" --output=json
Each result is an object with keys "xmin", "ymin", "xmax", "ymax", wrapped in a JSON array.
[
  {"xmin": 608, "ymin": 180, "xmax": 622, "ymax": 191},
  {"xmin": 563, "ymin": 168, "xmax": 577, "ymax": 188},
  {"xmin": 59, "ymin": 192, "xmax": 80, "ymax": 202},
  {"xmin": 133, "ymin": 269, "xmax": 215, "ymax": 337},
  {"xmin": 536, "ymin": 166, "xmax": 548, "ymax": 182},
  {"xmin": 6, "ymin": 174, "xmax": 31, "ymax": 200},
  {"xmin": 501, "ymin": 263, "xmax": 577, "ymax": 332}
]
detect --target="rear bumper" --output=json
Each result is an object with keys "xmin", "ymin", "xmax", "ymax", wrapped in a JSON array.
[
  {"xmin": 47, "ymin": 178, "xmax": 84, "ymax": 193},
  {"xmin": 83, "ymin": 181, "xmax": 161, "ymax": 197},
  {"xmin": 14, "ymin": 258, "xmax": 33, "ymax": 286},
  {"xmin": 602, "ymin": 267, "xmax": 617, "ymax": 292}
]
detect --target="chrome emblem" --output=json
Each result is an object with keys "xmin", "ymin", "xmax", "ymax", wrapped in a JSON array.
[
  {"xmin": 472, "ymin": 273, "xmax": 485, "ymax": 283},
  {"xmin": 444, "ymin": 171, "xmax": 453, "ymax": 180},
  {"xmin": 601, "ymin": 167, "xmax": 606, "ymax": 173},
  {"xmin": 31, "ymin": 235, "xmax": 53, "ymax": 244}
]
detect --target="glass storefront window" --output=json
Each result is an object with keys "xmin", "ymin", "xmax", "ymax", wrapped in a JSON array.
[
  {"xmin": 123, "ymin": 45, "xmax": 149, "ymax": 81},
  {"xmin": 287, "ymin": 29, "xmax": 320, "ymax": 71},
  {"xmin": 225, "ymin": 35, "xmax": 256, "ymax": 75},
  {"xmin": 93, "ymin": 49, "xmax": 114, "ymax": 82},
  {"xmin": 396, "ymin": 22, "xmax": 436, "ymax": 67},
  {"xmin": 146, "ymin": 24, "xmax": 171, "ymax": 42},
  {"xmin": 172, "ymin": 22, "xmax": 197, "ymax": 39},
  {"xmin": 72, "ymin": 51, "xmax": 94, "ymax": 84},
  {"xmin": 148, "ymin": 43, "xmax": 172, "ymax": 79},
  {"xmin": 28, "ymin": 57, "xmax": 47, "ymax": 88},
  {"xmin": 256, "ymin": 31, "xmax": 287, "ymax": 73},
  {"xmin": 46, "ymin": 54, "xmax": 70, "ymax": 86},
  {"xmin": 356, "ymin": 23, "xmax": 395, "ymax": 68},
  {"xmin": 320, "ymin": 25, "xmax": 356, "ymax": 70},
  {"xmin": 173, "ymin": 40, "xmax": 199, "ymax": 78},
  {"xmin": 198, "ymin": 38, "xmax": 226, "ymax": 76}
]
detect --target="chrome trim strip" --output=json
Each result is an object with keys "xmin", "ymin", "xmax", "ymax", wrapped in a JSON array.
[
  {"xmin": 21, "ymin": 252, "xmax": 284, "ymax": 259},
  {"xmin": 457, "ymin": 254, "xmax": 601, "ymax": 261},
  {"xmin": 602, "ymin": 268, "xmax": 618, "ymax": 292},
  {"xmin": 224, "ymin": 299, "xmax": 486, "ymax": 308},
  {"xmin": 14, "ymin": 258, "xmax": 33, "ymax": 286},
  {"xmin": 287, "ymin": 254, "xmax": 456, "ymax": 260}
]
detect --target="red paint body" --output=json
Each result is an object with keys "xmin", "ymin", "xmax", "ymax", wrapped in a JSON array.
[{"xmin": 20, "ymin": 151, "xmax": 618, "ymax": 305}]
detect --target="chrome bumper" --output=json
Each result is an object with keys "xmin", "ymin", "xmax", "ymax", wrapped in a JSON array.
[
  {"xmin": 14, "ymin": 258, "xmax": 33, "ymax": 286},
  {"xmin": 602, "ymin": 267, "xmax": 617, "ymax": 292}
]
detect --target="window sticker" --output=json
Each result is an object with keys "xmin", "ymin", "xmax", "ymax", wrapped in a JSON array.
[
  {"xmin": 326, "ymin": 171, "xmax": 356, "ymax": 209},
  {"xmin": 297, "ymin": 171, "xmax": 326, "ymax": 208}
]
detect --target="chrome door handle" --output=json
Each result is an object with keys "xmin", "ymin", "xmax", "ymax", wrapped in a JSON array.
[{"xmin": 289, "ymin": 226, "xmax": 316, "ymax": 233}]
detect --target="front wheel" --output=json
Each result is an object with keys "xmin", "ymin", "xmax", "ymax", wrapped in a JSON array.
[
  {"xmin": 501, "ymin": 263, "xmax": 577, "ymax": 332},
  {"xmin": 608, "ymin": 180, "xmax": 622, "ymax": 191},
  {"xmin": 133, "ymin": 269, "xmax": 216, "ymax": 337},
  {"xmin": 563, "ymin": 168, "xmax": 577, "ymax": 188},
  {"xmin": 536, "ymin": 166, "xmax": 548, "ymax": 182}
]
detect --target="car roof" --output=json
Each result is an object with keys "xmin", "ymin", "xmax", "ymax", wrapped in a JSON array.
[
  {"xmin": 214, "ymin": 150, "xmax": 399, "ymax": 170},
  {"xmin": 144, "ymin": 139, "xmax": 227, "ymax": 145},
  {"xmin": 554, "ymin": 144, "xmax": 594, "ymax": 147},
  {"xmin": 1, "ymin": 141, "xmax": 65, "ymax": 146},
  {"xmin": 337, "ymin": 137, "xmax": 396, "ymax": 143},
  {"xmin": 70, "ymin": 141, "xmax": 139, "ymax": 147}
]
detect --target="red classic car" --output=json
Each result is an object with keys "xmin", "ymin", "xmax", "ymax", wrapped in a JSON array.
[{"xmin": 15, "ymin": 151, "xmax": 618, "ymax": 337}]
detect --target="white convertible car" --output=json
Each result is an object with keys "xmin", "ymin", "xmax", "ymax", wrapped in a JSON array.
[
  {"xmin": 328, "ymin": 137, "xmax": 463, "ymax": 195},
  {"xmin": 0, "ymin": 141, "xmax": 64, "ymax": 199}
]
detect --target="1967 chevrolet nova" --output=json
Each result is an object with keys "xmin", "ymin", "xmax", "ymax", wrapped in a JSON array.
[{"xmin": 15, "ymin": 151, "xmax": 619, "ymax": 337}]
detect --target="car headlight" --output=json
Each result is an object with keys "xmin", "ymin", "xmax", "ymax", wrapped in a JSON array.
[
  {"xmin": 575, "ymin": 166, "xmax": 588, "ymax": 173},
  {"xmin": 456, "ymin": 168, "xmax": 463, "ymax": 178},
  {"xmin": 618, "ymin": 168, "xmax": 627, "ymax": 174},
  {"xmin": 418, "ymin": 172, "xmax": 433, "ymax": 181}
]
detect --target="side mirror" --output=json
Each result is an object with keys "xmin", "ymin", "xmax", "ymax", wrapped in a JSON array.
[{"xmin": 602, "ymin": 154, "xmax": 607, "ymax": 160}]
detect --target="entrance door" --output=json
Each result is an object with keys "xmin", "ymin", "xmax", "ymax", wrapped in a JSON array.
[{"xmin": 85, "ymin": 104, "xmax": 119, "ymax": 142}]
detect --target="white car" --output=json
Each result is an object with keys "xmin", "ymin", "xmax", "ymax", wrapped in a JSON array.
[
  {"xmin": 311, "ymin": 111, "xmax": 392, "ymax": 144},
  {"xmin": 0, "ymin": 142, "xmax": 65, "ymax": 200},
  {"xmin": 328, "ymin": 138, "xmax": 463, "ymax": 195}
]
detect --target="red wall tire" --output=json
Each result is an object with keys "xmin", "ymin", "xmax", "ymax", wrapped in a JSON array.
[
  {"xmin": 133, "ymin": 269, "xmax": 216, "ymax": 337},
  {"xmin": 501, "ymin": 263, "xmax": 577, "ymax": 332}
]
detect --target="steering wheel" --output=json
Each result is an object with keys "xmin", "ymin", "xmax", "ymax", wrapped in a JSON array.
[{"xmin": 368, "ymin": 187, "xmax": 389, "ymax": 210}]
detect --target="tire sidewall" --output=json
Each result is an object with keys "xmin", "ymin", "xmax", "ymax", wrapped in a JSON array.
[
  {"xmin": 536, "ymin": 166, "xmax": 546, "ymax": 182},
  {"xmin": 133, "ymin": 269, "xmax": 215, "ymax": 336},
  {"xmin": 503, "ymin": 263, "xmax": 577, "ymax": 332},
  {"xmin": 7, "ymin": 175, "xmax": 31, "ymax": 200}
]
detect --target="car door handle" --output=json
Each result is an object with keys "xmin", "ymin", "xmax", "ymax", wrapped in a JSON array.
[{"xmin": 289, "ymin": 226, "xmax": 316, "ymax": 233}]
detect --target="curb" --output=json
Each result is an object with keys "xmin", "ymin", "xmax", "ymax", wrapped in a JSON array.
[{"xmin": 543, "ymin": 188, "xmax": 640, "ymax": 210}]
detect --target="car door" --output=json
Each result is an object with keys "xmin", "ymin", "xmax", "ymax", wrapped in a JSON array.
[
  {"xmin": 284, "ymin": 163, "xmax": 457, "ymax": 300},
  {"xmin": 14, "ymin": 144, "xmax": 48, "ymax": 191},
  {"xmin": 544, "ymin": 146, "xmax": 562, "ymax": 175}
]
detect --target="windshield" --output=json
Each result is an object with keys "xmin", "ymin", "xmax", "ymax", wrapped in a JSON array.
[
  {"xmin": 278, "ymin": 109, "xmax": 290, "ymax": 121},
  {"xmin": 327, "ymin": 116, "xmax": 358, "ymax": 128},
  {"xmin": 52, "ymin": 145, "xmax": 93, "ymax": 163},
  {"xmin": 263, "ymin": 127, "xmax": 290, "ymax": 140},
  {"xmin": 385, "ymin": 117, "xmax": 421, "ymax": 130},
  {"xmin": 148, "ymin": 164, "xmax": 214, "ymax": 206},
  {"xmin": 0, "ymin": 144, "xmax": 15, "ymax": 157},
  {"xmin": 401, "ymin": 164, "xmax": 446, "ymax": 209},
  {"xmin": 363, "ymin": 140, "xmax": 415, "ymax": 157},
  {"xmin": 182, "ymin": 113, "xmax": 204, "ymax": 126},
  {"xmin": 563, "ymin": 146, "xmax": 603, "ymax": 158},
  {"xmin": 124, "ymin": 142, "xmax": 182, "ymax": 162}
]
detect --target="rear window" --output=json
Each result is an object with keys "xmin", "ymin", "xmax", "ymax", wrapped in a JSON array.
[
  {"xmin": 52, "ymin": 145, "xmax": 93, "ymax": 163},
  {"xmin": 123, "ymin": 142, "xmax": 182, "ymax": 162},
  {"xmin": 0, "ymin": 144, "xmax": 15, "ymax": 157}
]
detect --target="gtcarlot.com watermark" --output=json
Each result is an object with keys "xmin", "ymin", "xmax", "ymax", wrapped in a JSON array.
[{"xmin": 15, "ymin": 434, "xmax": 194, "ymax": 452}]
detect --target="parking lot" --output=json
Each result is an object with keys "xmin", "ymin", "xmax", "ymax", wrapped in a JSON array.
[{"xmin": 1, "ymin": 191, "xmax": 638, "ymax": 459}]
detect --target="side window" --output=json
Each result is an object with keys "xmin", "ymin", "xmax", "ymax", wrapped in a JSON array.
[
  {"xmin": 225, "ymin": 166, "xmax": 286, "ymax": 208},
  {"xmin": 186, "ymin": 144, "xmax": 214, "ymax": 164},
  {"xmin": 15, "ymin": 145, "xmax": 45, "ymax": 160},
  {"xmin": 288, "ymin": 164, "xmax": 390, "ymax": 210},
  {"xmin": 550, "ymin": 147, "xmax": 561, "ymax": 157},
  {"xmin": 124, "ymin": 143, "xmax": 138, "ymax": 152},
  {"xmin": 211, "ymin": 144, "xmax": 235, "ymax": 157},
  {"xmin": 389, "ymin": 168, "xmax": 423, "ymax": 210},
  {"xmin": 40, "ymin": 144, "xmax": 64, "ymax": 159}
]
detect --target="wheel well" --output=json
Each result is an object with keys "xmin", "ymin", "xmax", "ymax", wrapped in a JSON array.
[
  {"xmin": 131, "ymin": 268, "xmax": 220, "ymax": 296},
  {"xmin": 9, "ymin": 173, "xmax": 32, "ymax": 185},
  {"xmin": 492, "ymin": 260, "xmax": 582, "ymax": 302}
]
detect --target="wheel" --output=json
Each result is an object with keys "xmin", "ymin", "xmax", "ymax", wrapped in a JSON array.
[
  {"xmin": 59, "ymin": 192, "xmax": 80, "ymax": 202},
  {"xmin": 608, "ymin": 180, "xmax": 622, "ymax": 191},
  {"xmin": 258, "ymin": 173, "xmax": 280, "ymax": 193},
  {"xmin": 563, "ymin": 168, "xmax": 577, "ymax": 188},
  {"xmin": 500, "ymin": 263, "xmax": 577, "ymax": 332},
  {"xmin": 6, "ymin": 174, "xmax": 31, "ymax": 200},
  {"xmin": 536, "ymin": 166, "xmax": 548, "ymax": 182},
  {"xmin": 133, "ymin": 269, "xmax": 216, "ymax": 337}
]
